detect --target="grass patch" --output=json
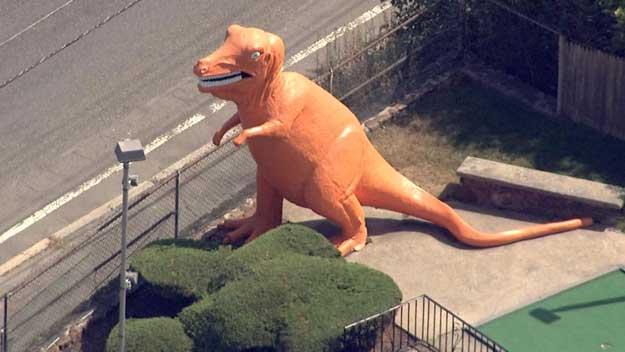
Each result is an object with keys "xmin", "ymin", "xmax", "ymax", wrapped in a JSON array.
[{"xmin": 371, "ymin": 74, "xmax": 625, "ymax": 229}]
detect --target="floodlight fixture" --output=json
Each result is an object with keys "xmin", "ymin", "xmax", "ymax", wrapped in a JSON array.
[{"xmin": 115, "ymin": 139, "xmax": 146, "ymax": 163}]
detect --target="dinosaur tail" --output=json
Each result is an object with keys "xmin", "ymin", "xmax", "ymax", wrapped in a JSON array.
[{"xmin": 356, "ymin": 151, "xmax": 593, "ymax": 247}]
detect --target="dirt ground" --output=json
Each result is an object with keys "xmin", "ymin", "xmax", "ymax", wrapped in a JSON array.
[{"xmin": 369, "ymin": 117, "xmax": 462, "ymax": 198}]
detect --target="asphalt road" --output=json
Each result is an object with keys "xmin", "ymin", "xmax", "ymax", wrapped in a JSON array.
[{"xmin": 0, "ymin": 0, "xmax": 381, "ymax": 262}]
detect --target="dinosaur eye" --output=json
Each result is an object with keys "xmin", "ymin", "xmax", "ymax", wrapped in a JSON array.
[{"xmin": 250, "ymin": 51, "xmax": 261, "ymax": 61}]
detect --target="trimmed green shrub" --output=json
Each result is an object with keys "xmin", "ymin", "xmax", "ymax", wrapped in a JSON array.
[
  {"xmin": 106, "ymin": 317, "xmax": 192, "ymax": 352},
  {"xmin": 176, "ymin": 297, "xmax": 219, "ymax": 351},
  {"xmin": 227, "ymin": 223, "xmax": 341, "ymax": 263},
  {"xmin": 126, "ymin": 224, "xmax": 401, "ymax": 351},
  {"xmin": 219, "ymin": 223, "xmax": 341, "ymax": 284},
  {"xmin": 179, "ymin": 254, "xmax": 401, "ymax": 352},
  {"xmin": 130, "ymin": 239, "xmax": 231, "ymax": 300}
]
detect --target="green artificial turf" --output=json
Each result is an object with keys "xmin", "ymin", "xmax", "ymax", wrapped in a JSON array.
[{"xmin": 479, "ymin": 269, "xmax": 625, "ymax": 352}]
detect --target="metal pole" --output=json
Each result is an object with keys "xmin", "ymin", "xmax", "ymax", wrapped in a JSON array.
[
  {"xmin": 118, "ymin": 162, "xmax": 129, "ymax": 352},
  {"xmin": 3, "ymin": 294, "xmax": 8, "ymax": 352},
  {"xmin": 174, "ymin": 170, "xmax": 180, "ymax": 240}
]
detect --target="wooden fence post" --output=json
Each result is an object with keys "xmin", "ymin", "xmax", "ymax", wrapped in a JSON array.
[
  {"xmin": 557, "ymin": 35, "xmax": 565, "ymax": 116},
  {"xmin": 459, "ymin": 0, "xmax": 467, "ymax": 59}
]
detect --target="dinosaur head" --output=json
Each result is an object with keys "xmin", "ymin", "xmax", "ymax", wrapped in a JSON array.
[{"xmin": 193, "ymin": 25, "xmax": 285, "ymax": 102}]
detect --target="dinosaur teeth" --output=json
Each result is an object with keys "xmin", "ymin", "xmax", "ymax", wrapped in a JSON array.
[
  {"xmin": 198, "ymin": 71, "xmax": 248, "ymax": 88},
  {"xmin": 199, "ymin": 75, "xmax": 242, "ymax": 88},
  {"xmin": 201, "ymin": 71, "xmax": 242, "ymax": 81}
]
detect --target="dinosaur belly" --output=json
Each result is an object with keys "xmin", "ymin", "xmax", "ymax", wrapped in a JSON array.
[
  {"xmin": 247, "ymin": 119, "xmax": 366, "ymax": 208},
  {"xmin": 243, "ymin": 73, "xmax": 368, "ymax": 207},
  {"xmin": 247, "ymin": 138, "xmax": 315, "ymax": 206}
]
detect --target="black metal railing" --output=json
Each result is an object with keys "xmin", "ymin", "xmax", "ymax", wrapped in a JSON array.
[{"xmin": 342, "ymin": 295, "xmax": 508, "ymax": 352}]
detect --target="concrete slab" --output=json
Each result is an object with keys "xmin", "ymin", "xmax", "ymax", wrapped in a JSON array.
[
  {"xmin": 282, "ymin": 200, "xmax": 625, "ymax": 325},
  {"xmin": 457, "ymin": 156, "xmax": 624, "ymax": 210}
]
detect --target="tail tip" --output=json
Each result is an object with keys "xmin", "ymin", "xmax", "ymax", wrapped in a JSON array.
[{"xmin": 581, "ymin": 217, "xmax": 594, "ymax": 227}]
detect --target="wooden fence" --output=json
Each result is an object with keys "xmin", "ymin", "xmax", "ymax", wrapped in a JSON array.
[{"xmin": 558, "ymin": 37, "xmax": 625, "ymax": 140}]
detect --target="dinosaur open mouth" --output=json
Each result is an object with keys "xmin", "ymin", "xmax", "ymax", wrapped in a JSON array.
[{"xmin": 198, "ymin": 71, "xmax": 253, "ymax": 88}]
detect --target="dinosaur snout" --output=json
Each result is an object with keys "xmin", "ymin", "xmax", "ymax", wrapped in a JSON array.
[{"xmin": 194, "ymin": 58, "xmax": 211, "ymax": 77}]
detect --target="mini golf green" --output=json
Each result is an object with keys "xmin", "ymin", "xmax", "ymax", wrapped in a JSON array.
[{"xmin": 479, "ymin": 268, "xmax": 625, "ymax": 351}]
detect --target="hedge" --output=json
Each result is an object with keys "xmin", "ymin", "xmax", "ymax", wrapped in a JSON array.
[
  {"xmin": 130, "ymin": 224, "xmax": 340, "ymax": 299},
  {"xmin": 129, "ymin": 239, "xmax": 231, "ymax": 300},
  {"xmin": 123, "ymin": 224, "xmax": 401, "ymax": 351},
  {"xmin": 218, "ymin": 223, "xmax": 341, "ymax": 284},
  {"xmin": 179, "ymin": 254, "xmax": 401, "ymax": 352},
  {"xmin": 106, "ymin": 317, "xmax": 192, "ymax": 352}
]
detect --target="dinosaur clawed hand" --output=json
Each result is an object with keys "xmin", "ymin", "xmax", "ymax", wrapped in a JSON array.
[
  {"xmin": 233, "ymin": 130, "xmax": 249, "ymax": 146},
  {"xmin": 212, "ymin": 129, "xmax": 225, "ymax": 146},
  {"xmin": 219, "ymin": 214, "xmax": 275, "ymax": 245}
]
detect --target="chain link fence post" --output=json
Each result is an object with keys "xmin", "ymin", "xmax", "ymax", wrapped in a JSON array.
[
  {"xmin": 174, "ymin": 170, "xmax": 180, "ymax": 240},
  {"xmin": 459, "ymin": 0, "xmax": 467, "ymax": 59},
  {"xmin": 329, "ymin": 67, "xmax": 334, "ymax": 96},
  {"xmin": 3, "ymin": 293, "xmax": 8, "ymax": 352}
]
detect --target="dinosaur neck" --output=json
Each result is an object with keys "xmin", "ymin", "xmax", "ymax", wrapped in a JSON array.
[{"xmin": 236, "ymin": 73, "xmax": 283, "ymax": 126}]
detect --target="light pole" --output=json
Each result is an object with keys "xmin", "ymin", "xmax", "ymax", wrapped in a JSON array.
[{"xmin": 114, "ymin": 139, "xmax": 145, "ymax": 352}]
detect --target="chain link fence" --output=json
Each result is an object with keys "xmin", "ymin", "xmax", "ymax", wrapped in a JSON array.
[
  {"xmin": 177, "ymin": 142, "xmax": 256, "ymax": 238},
  {"xmin": 314, "ymin": 0, "xmax": 463, "ymax": 119},
  {"xmin": 0, "ymin": 139, "xmax": 256, "ymax": 351},
  {"xmin": 4, "ymin": 175, "xmax": 177, "ymax": 352}
]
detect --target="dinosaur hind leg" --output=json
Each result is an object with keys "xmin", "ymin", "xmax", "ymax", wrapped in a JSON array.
[{"xmin": 304, "ymin": 181, "xmax": 367, "ymax": 256}]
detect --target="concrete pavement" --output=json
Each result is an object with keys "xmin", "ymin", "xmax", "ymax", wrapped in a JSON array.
[{"xmin": 283, "ymin": 200, "xmax": 625, "ymax": 325}]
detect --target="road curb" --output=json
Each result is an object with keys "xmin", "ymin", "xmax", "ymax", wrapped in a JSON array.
[{"xmin": 0, "ymin": 181, "xmax": 153, "ymax": 279}]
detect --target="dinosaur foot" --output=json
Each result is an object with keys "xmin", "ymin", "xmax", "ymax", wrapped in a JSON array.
[
  {"xmin": 218, "ymin": 215, "xmax": 275, "ymax": 245},
  {"xmin": 327, "ymin": 233, "xmax": 367, "ymax": 256}
]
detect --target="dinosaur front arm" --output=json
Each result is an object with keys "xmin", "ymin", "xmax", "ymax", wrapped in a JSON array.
[
  {"xmin": 213, "ymin": 112, "xmax": 241, "ymax": 146},
  {"xmin": 233, "ymin": 119, "xmax": 286, "ymax": 146}
]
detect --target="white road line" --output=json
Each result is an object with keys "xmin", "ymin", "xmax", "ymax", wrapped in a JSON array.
[
  {"xmin": 284, "ymin": 1, "xmax": 392, "ymax": 67},
  {"xmin": 0, "ymin": 0, "xmax": 77, "ymax": 49},
  {"xmin": 0, "ymin": 1, "xmax": 391, "ymax": 244}
]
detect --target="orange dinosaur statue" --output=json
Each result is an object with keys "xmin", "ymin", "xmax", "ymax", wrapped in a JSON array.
[{"xmin": 193, "ymin": 25, "xmax": 593, "ymax": 256}]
